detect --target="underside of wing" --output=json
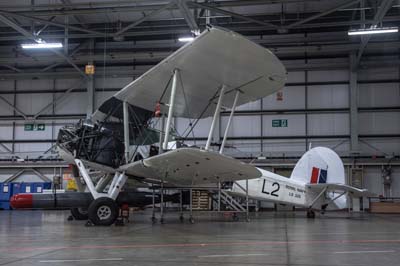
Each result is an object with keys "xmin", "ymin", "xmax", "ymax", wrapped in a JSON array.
[
  {"xmin": 119, "ymin": 148, "xmax": 262, "ymax": 186},
  {"xmin": 93, "ymin": 26, "xmax": 286, "ymax": 121},
  {"xmin": 306, "ymin": 183, "xmax": 375, "ymax": 197}
]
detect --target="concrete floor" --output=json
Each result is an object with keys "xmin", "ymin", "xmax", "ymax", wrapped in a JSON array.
[{"xmin": 0, "ymin": 210, "xmax": 400, "ymax": 266}]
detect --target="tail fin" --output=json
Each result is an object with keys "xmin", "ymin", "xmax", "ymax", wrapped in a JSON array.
[
  {"xmin": 291, "ymin": 147, "xmax": 347, "ymax": 209},
  {"xmin": 290, "ymin": 147, "xmax": 345, "ymax": 185}
]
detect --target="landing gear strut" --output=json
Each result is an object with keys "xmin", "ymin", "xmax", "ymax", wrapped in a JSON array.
[{"xmin": 75, "ymin": 159, "xmax": 127, "ymax": 226}]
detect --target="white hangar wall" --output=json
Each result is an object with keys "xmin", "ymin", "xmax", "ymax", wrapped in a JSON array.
[
  {"xmin": 0, "ymin": 58, "xmax": 399, "ymax": 196},
  {"xmin": 0, "ymin": 58, "xmax": 398, "ymax": 159},
  {"xmin": 0, "ymin": 67, "xmax": 398, "ymax": 156}
]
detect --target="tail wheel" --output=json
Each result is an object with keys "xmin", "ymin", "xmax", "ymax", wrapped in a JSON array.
[
  {"xmin": 88, "ymin": 197, "xmax": 118, "ymax": 226},
  {"xmin": 70, "ymin": 207, "xmax": 89, "ymax": 220},
  {"xmin": 307, "ymin": 209, "xmax": 315, "ymax": 219}
]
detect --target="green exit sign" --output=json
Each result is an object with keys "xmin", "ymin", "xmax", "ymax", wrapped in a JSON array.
[
  {"xmin": 24, "ymin": 123, "xmax": 45, "ymax": 131},
  {"xmin": 272, "ymin": 119, "xmax": 288, "ymax": 127}
]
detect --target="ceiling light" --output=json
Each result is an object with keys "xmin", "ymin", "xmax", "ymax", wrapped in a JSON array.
[
  {"xmin": 348, "ymin": 27, "xmax": 398, "ymax": 36},
  {"xmin": 21, "ymin": 42, "xmax": 63, "ymax": 49},
  {"xmin": 178, "ymin": 37, "xmax": 195, "ymax": 42}
]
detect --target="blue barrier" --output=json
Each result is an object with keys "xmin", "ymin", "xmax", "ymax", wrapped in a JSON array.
[
  {"xmin": 0, "ymin": 182, "xmax": 52, "ymax": 210},
  {"xmin": 0, "ymin": 183, "xmax": 12, "ymax": 210}
]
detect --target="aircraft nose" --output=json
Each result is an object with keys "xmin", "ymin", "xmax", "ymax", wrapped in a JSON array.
[{"xmin": 10, "ymin": 194, "xmax": 33, "ymax": 209}]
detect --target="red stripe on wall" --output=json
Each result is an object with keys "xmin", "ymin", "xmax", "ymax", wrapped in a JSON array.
[{"xmin": 310, "ymin": 167, "xmax": 319, "ymax": 183}]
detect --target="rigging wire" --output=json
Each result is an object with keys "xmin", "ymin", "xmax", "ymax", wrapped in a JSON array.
[
  {"xmin": 102, "ymin": 22, "xmax": 108, "ymax": 96},
  {"xmin": 177, "ymin": 70, "xmax": 196, "ymax": 145},
  {"xmin": 182, "ymin": 85, "xmax": 221, "ymax": 140}
]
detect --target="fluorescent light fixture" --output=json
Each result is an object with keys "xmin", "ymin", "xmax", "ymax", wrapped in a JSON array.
[
  {"xmin": 178, "ymin": 37, "xmax": 195, "ymax": 42},
  {"xmin": 348, "ymin": 27, "xmax": 398, "ymax": 36},
  {"xmin": 21, "ymin": 42, "xmax": 63, "ymax": 49}
]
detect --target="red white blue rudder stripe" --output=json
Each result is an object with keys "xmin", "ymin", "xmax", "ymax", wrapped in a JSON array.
[{"xmin": 310, "ymin": 167, "xmax": 328, "ymax": 184}]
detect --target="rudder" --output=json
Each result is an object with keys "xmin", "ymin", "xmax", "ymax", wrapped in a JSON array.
[
  {"xmin": 290, "ymin": 147, "xmax": 345, "ymax": 185},
  {"xmin": 290, "ymin": 147, "xmax": 347, "ymax": 209}
]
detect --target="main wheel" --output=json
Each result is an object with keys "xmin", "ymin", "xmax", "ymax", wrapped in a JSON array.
[
  {"xmin": 88, "ymin": 197, "xmax": 118, "ymax": 226},
  {"xmin": 306, "ymin": 209, "xmax": 315, "ymax": 219},
  {"xmin": 70, "ymin": 207, "xmax": 89, "ymax": 220}
]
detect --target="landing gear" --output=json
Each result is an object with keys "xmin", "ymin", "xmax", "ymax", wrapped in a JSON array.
[
  {"xmin": 74, "ymin": 159, "xmax": 128, "ymax": 226},
  {"xmin": 70, "ymin": 207, "xmax": 89, "ymax": 220},
  {"xmin": 307, "ymin": 209, "xmax": 315, "ymax": 219},
  {"xmin": 321, "ymin": 204, "xmax": 328, "ymax": 215},
  {"xmin": 88, "ymin": 197, "xmax": 119, "ymax": 226}
]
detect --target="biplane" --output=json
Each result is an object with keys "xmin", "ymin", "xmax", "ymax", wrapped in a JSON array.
[{"xmin": 50, "ymin": 27, "xmax": 371, "ymax": 225}]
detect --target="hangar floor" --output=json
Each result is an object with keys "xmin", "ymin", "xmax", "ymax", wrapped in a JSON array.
[{"xmin": 0, "ymin": 210, "xmax": 399, "ymax": 266}]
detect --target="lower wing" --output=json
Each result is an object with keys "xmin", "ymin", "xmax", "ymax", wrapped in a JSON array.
[{"xmin": 118, "ymin": 148, "xmax": 262, "ymax": 186}]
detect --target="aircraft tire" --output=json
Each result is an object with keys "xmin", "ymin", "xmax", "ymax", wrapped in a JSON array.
[
  {"xmin": 306, "ymin": 210, "xmax": 315, "ymax": 219},
  {"xmin": 88, "ymin": 197, "xmax": 119, "ymax": 226},
  {"xmin": 70, "ymin": 207, "xmax": 89, "ymax": 220}
]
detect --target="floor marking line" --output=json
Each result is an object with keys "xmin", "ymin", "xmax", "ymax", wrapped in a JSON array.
[
  {"xmin": 198, "ymin": 253, "xmax": 268, "ymax": 258},
  {"xmin": 4, "ymin": 239, "xmax": 400, "ymax": 252},
  {"xmin": 39, "ymin": 258, "xmax": 123, "ymax": 263},
  {"xmin": 334, "ymin": 250, "xmax": 395, "ymax": 254}
]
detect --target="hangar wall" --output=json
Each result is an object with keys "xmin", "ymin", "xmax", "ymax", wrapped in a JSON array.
[{"xmin": 0, "ymin": 53, "xmax": 399, "ymax": 196}]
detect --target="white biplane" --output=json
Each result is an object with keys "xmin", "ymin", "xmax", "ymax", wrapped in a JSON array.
[{"xmin": 56, "ymin": 27, "xmax": 371, "ymax": 225}]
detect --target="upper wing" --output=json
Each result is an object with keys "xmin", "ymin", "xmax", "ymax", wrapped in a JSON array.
[
  {"xmin": 306, "ymin": 183, "xmax": 375, "ymax": 197},
  {"xmin": 93, "ymin": 26, "xmax": 286, "ymax": 120},
  {"xmin": 119, "ymin": 148, "xmax": 262, "ymax": 186}
]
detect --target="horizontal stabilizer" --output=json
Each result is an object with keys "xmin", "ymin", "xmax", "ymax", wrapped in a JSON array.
[{"xmin": 306, "ymin": 183, "xmax": 375, "ymax": 197}]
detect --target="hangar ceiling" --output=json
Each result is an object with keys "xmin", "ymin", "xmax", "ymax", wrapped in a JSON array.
[{"xmin": 0, "ymin": 0, "xmax": 398, "ymax": 78}]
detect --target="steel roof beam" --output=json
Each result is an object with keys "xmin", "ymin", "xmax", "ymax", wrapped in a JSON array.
[
  {"xmin": 0, "ymin": 10, "xmax": 105, "ymax": 36},
  {"xmin": 176, "ymin": 0, "xmax": 200, "ymax": 34},
  {"xmin": 35, "ymin": 16, "xmax": 55, "ymax": 35},
  {"xmin": 0, "ymin": 142, "xmax": 12, "ymax": 153},
  {"xmin": 0, "ymin": 38, "xmax": 398, "ymax": 65},
  {"xmin": 40, "ymin": 40, "xmax": 90, "ymax": 73},
  {"xmin": 114, "ymin": 1, "xmax": 176, "ymax": 36},
  {"xmin": 190, "ymin": 1, "xmax": 280, "ymax": 29},
  {"xmin": 60, "ymin": 0, "xmax": 87, "ymax": 28},
  {"xmin": 354, "ymin": 0, "xmax": 394, "ymax": 68},
  {"xmin": 0, "ymin": 14, "xmax": 36, "ymax": 39},
  {"xmin": 31, "ymin": 168, "xmax": 52, "ymax": 182},
  {"xmin": 0, "ymin": 15, "xmax": 399, "ymax": 42},
  {"xmin": 0, "ymin": 95, "xmax": 28, "ymax": 119},
  {"xmin": 32, "ymin": 79, "xmax": 85, "ymax": 120},
  {"xmin": 6, "ymin": 1, "xmax": 308, "ymax": 16},
  {"xmin": 1, "ymin": 64, "xmax": 23, "ymax": 73},
  {"xmin": 0, "ymin": 13, "xmax": 89, "ymax": 78},
  {"xmin": 0, "ymin": 55, "xmax": 398, "ymax": 80},
  {"xmin": 4, "ymin": 169, "xmax": 25, "ymax": 183},
  {"xmin": 286, "ymin": 0, "xmax": 361, "ymax": 28}
]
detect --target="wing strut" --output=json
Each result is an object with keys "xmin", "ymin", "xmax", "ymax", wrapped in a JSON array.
[
  {"xmin": 163, "ymin": 69, "xmax": 179, "ymax": 150},
  {"xmin": 308, "ymin": 186, "xmax": 328, "ymax": 209},
  {"xmin": 123, "ymin": 101, "xmax": 130, "ymax": 163},
  {"xmin": 205, "ymin": 84, "xmax": 226, "ymax": 150},
  {"xmin": 220, "ymin": 90, "xmax": 240, "ymax": 154}
]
